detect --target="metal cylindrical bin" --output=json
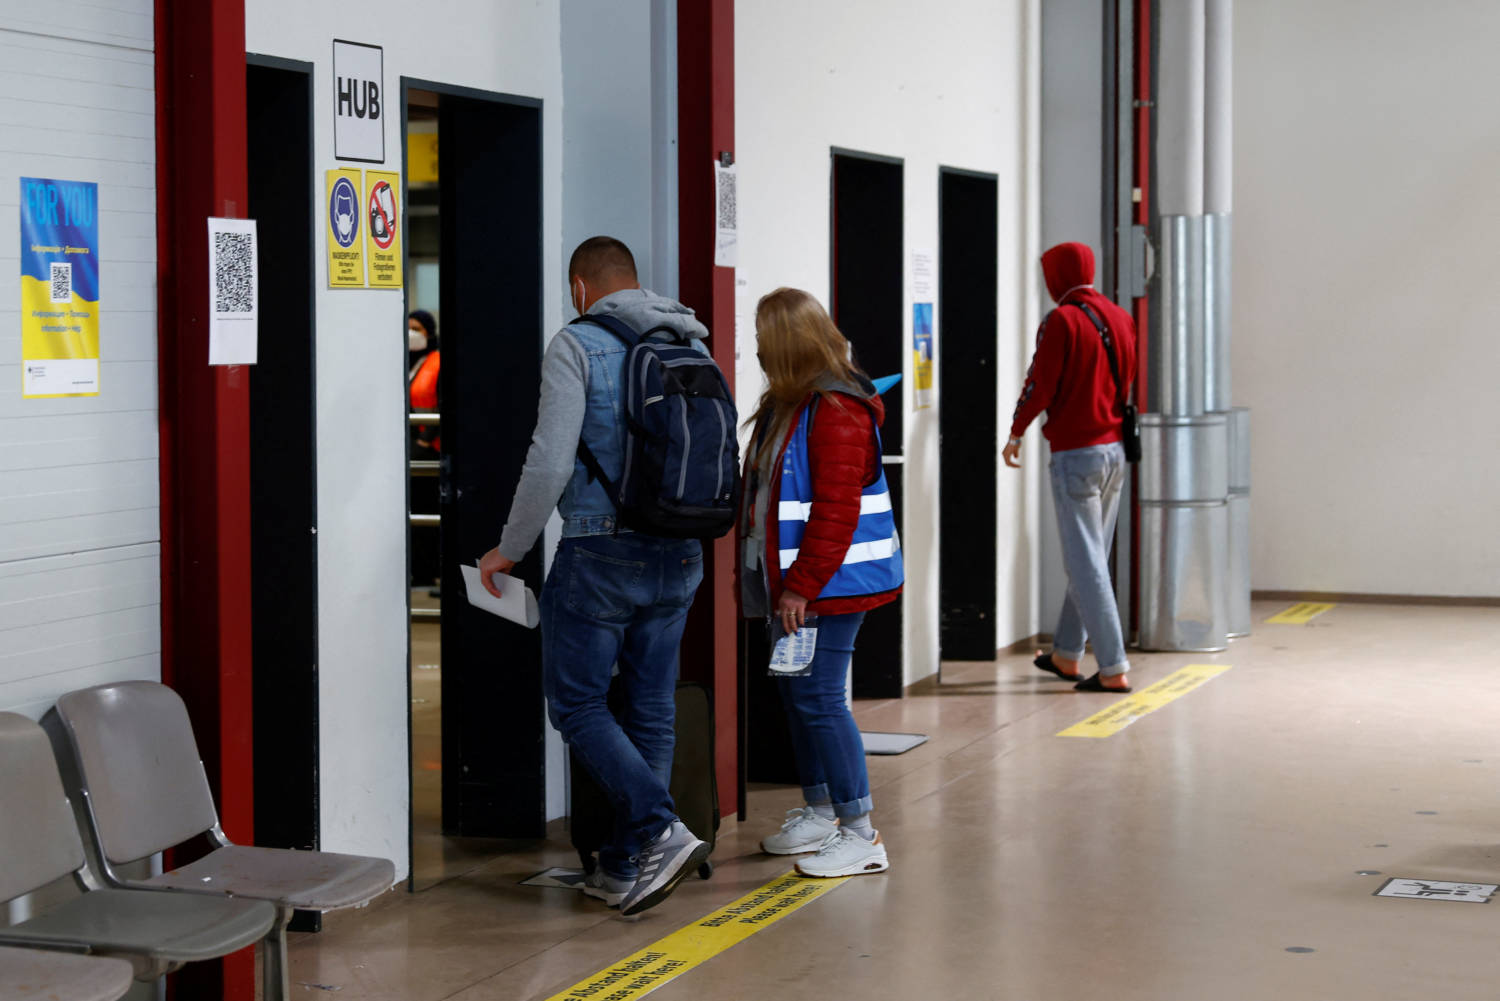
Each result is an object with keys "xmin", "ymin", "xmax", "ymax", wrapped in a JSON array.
[
  {"xmin": 1138, "ymin": 413, "xmax": 1230, "ymax": 503},
  {"xmin": 1226, "ymin": 407, "xmax": 1251, "ymax": 637},
  {"xmin": 1138, "ymin": 413, "xmax": 1230, "ymax": 652}
]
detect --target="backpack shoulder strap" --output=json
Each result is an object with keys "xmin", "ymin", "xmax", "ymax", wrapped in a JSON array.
[
  {"xmin": 575, "ymin": 312, "xmax": 641, "ymax": 346},
  {"xmin": 576, "ymin": 313, "xmax": 687, "ymax": 347}
]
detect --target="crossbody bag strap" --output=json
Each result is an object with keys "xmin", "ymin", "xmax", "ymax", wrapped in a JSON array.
[{"xmin": 1072, "ymin": 301, "xmax": 1128, "ymax": 407}]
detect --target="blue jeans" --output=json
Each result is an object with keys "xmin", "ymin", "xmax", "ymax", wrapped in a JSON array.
[
  {"xmin": 1049, "ymin": 443, "xmax": 1131, "ymax": 677},
  {"xmin": 541, "ymin": 534, "xmax": 704, "ymax": 878},
  {"xmin": 776, "ymin": 611, "xmax": 873, "ymax": 821}
]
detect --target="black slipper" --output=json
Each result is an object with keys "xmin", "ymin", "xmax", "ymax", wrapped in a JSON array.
[
  {"xmin": 1073, "ymin": 672, "xmax": 1132, "ymax": 694},
  {"xmin": 1034, "ymin": 653, "xmax": 1083, "ymax": 682}
]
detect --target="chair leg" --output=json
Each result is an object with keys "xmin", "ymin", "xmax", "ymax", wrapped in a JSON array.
[{"xmin": 260, "ymin": 906, "xmax": 294, "ymax": 1001}]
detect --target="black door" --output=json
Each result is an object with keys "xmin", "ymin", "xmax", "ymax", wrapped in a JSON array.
[
  {"xmin": 246, "ymin": 57, "xmax": 319, "ymax": 859},
  {"xmin": 938, "ymin": 169, "xmax": 999, "ymax": 661},
  {"xmin": 831, "ymin": 150, "xmax": 904, "ymax": 700},
  {"xmin": 433, "ymin": 89, "xmax": 546, "ymax": 838}
]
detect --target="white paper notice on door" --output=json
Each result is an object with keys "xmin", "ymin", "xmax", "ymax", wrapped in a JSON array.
[
  {"xmin": 714, "ymin": 159, "xmax": 738, "ymax": 267},
  {"xmin": 207, "ymin": 216, "xmax": 258, "ymax": 365}
]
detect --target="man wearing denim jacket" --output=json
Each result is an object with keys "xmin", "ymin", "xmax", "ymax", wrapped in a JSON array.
[
  {"xmin": 1002, "ymin": 242, "xmax": 1138, "ymax": 694},
  {"xmin": 479, "ymin": 237, "xmax": 710, "ymax": 916}
]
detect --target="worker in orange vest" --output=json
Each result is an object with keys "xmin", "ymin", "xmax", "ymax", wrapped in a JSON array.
[{"xmin": 408, "ymin": 309, "xmax": 440, "ymax": 455}]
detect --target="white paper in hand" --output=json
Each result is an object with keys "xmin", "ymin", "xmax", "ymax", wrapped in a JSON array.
[{"xmin": 461, "ymin": 564, "xmax": 539, "ymax": 629}]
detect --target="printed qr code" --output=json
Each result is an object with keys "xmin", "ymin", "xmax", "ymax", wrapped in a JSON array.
[
  {"xmin": 49, "ymin": 262, "xmax": 72, "ymax": 303},
  {"xmin": 716, "ymin": 170, "xmax": 737, "ymax": 230},
  {"xmin": 214, "ymin": 231, "xmax": 255, "ymax": 314}
]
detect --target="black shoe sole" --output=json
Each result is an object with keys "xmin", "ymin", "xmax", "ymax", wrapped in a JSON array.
[{"xmin": 619, "ymin": 842, "xmax": 712, "ymax": 916}]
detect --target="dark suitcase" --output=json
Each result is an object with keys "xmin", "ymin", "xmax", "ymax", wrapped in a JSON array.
[{"xmin": 571, "ymin": 680, "xmax": 720, "ymax": 880}]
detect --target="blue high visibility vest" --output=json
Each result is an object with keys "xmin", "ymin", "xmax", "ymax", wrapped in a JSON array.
[{"xmin": 776, "ymin": 400, "xmax": 904, "ymax": 599}]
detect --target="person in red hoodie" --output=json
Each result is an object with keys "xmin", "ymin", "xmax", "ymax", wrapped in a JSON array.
[
  {"xmin": 1003, "ymin": 242, "xmax": 1137, "ymax": 692},
  {"xmin": 738, "ymin": 287, "xmax": 903, "ymax": 878}
]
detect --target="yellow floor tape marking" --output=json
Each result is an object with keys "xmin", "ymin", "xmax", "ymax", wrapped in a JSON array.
[
  {"xmin": 542, "ymin": 871, "xmax": 850, "ymax": 1001},
  {"xmin": 1265, "ymin": 601, "xmax": 1336, "ymax": 625},
  {"xmin": 1056, "ymin": 664, "xmax": 1232, "ymax": 739}
]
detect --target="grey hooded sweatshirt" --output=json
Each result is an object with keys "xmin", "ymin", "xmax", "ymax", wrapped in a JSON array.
[{"xmin": 497, "ymin": 287, "xmax": 710, "ymax": 562}]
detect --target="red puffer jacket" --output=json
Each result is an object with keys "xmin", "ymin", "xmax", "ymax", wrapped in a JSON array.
[{"xmin": 744, "ymin": 391, "xmax": 903, "ymax": 616}]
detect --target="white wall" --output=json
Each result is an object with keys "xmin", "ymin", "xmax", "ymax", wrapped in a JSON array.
[
  {"xmin": 557, "ymin": 0, "xmax": 675, "ymax": 822},
  {"xmin": 736, "ymin": 0, "xmax": 1041, "ymax": 683},
  {"xmin": 0, "ymin": 5, "xmax": 161, "ymax": 719},
  {"xmin": 245, "ymin": 0, "xmax": 567, "ymax": 881},
  {"xmin": 562, "ymin": 0, "xmax": 664, "ymax": 290},
  {"xmin": 1234, "ymin": 0, "xmax": 1500, "ymax": 597},
  {"xmin": 1037, "ymin": 0, "xmax": 1106, "ymax": 635}
]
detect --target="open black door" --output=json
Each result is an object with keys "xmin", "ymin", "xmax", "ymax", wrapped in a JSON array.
[
  {"xmin": 831, "ymin": 149, "xmax": 905, "ymax": 700},
  {"xmin": 938, "ymin": 168, "xmax": 999, "ymax": 661},
  {"xmin": 430, "ymin": 86, "xmax": 546, "ymax": 838},
  {"xmin": 247, "ymin": 56, "xmax": 319, "ymax": 865}
]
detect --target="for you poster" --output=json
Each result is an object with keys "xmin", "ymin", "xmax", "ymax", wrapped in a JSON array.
[{"xmin": 20, "ymin": 177, "xmax": 100, "ymax": 397}]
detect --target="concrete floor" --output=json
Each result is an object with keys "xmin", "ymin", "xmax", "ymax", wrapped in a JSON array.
[{"xmin": 293, "ymin": 600, "xmax": 1500, "ymax": 1000}]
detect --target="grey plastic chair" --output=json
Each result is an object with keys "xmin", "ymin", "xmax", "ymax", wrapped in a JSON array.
[
  {"xmin": 50, "ymin": 681, "xmax": 396, "ymax": 1001},
  {"xmin": 0, "ymin": 713, "xmax": 276, "ymax": 983},
  {"xmin": 0, "ymin": 946, "xmax": 133, "ymax": 1001}
]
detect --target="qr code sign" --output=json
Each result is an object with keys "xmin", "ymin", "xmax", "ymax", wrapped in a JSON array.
[
  {"xmin": 716, "ymin": 169, "xmax": 737, "ymax": 230},
  {"xmin": 49, "ymin": 262, "xmax": 72, "ymax": 303},
  {"xmin": 214, "ymin": 231, "xmax": 255, "ymax": 314}
]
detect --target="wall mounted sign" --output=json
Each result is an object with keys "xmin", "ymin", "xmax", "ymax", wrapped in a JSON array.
[
  {"xmin": 333, "ymin": 39, "xmax": 384, "ymax": 163},
  {"xmin": 207, "ymin": 216, "xmax": 258, "ymax": 365},
  {"xmin": 20, "ymin": 177, "xmax": 99, "ymax": 397},
  {"xmin": 911, "ymin": 248, "xmax": 935, "ymax": 410},
  {"xmin": 364, "ymin": 171, "xmax": 402, "ymax": 288},
  {"xmin": 326, "ymin": 168, "xmax": 366, "ymax": 288}
]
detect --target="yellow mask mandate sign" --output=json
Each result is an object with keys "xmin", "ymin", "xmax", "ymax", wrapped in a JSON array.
[
  {"xmin": 364, "ymin": 171, "xmax": 402, "ymax": 288},
  {"xmin": 20, "ymin": 177, "xmax": 100, "ymax": 397},
  {"xmin": 326, "ymin": 168, "xmax": 366, "ymax": 288}
]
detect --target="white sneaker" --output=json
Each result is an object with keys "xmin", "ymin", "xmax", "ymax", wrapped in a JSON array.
[
  {"xmin": 582, "ymin": 867, "xmax": 630, "ymax": 908},
  {"xmin": 761, "ymin": 807, "xmax": 839, "ymax": 855},
  {"xmin": 794, "ymin": 829, "xmax": 889, "ymax": 878}
]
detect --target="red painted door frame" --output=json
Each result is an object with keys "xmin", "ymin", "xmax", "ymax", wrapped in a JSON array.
[
  {"xmin": 155, "ymin": 0, "xmax": 255, "ymax": 997},
  {"xmin": 677, "ymin": 0, "xmax": 738, "ymax": 821}
]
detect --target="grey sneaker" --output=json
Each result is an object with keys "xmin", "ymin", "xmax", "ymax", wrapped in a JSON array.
[
  {"xmin": 618, "ymin": 820, "xmax": 710, "ymax": 916},
  {"xmin": 582, "ymin": 867, "xmax": 631, "ymax": 908}
]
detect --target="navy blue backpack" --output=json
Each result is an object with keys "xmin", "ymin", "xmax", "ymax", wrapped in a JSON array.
[{"xmin": 575, "ymin": 313, "xmax": 742, "ymax": 540}]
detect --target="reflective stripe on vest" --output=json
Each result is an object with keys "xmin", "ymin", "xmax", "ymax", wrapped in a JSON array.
[{"xmin": 776, "ymin": 401, "xmax": 904, "ymax": 599}]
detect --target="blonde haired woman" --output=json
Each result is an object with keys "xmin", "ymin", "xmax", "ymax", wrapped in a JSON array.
[{"xmin": 738, "ymin": 287, "xmax": 903, "ymax": 877}]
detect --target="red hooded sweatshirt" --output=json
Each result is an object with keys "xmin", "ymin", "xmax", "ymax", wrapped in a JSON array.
[{"xmin": 1009, "ymin": 242, "xmax": 1138, "ymax": 452}]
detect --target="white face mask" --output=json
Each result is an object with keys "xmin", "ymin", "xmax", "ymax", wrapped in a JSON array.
[{"xmin": 408, "ymin": 329, "xmax": 429, "ymax": 352}]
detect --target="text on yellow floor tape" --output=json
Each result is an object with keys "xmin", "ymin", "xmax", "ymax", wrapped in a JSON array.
[
  {"xmin": 1056, "ymin": 664, "xmax": 1232, "ymax": 738},
  {"xmin": 541, "ymin": 871, "xmax": 850, "ymax": 1001},
  {"xmin": 1265, "ymin": 601, "xmax": 1336, "ymax": 625}
]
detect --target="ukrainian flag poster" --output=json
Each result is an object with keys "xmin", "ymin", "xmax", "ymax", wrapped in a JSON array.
[{"xmin": 20, "ymin": 177, "xmax": 100, "ymax": 397}]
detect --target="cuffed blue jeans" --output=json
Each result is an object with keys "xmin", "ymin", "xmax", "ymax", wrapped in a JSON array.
[
  {"xmin": 776, "ymin": 611, "xmax": 874, "ymax": 821},
  {"xmin": 1049, "ymin": 443, "xmax": 1131, "ymax": 677},
  {"xmin": 541, "ymin": 535, "xmax": 704, "ymax": 878}
]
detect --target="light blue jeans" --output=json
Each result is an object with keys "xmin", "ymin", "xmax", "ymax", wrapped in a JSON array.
[
  {"xmin": 1049, "ymin": 443, "xmax": 1130, "ymax": 677},
  {"xmin": 776, "ymin": 611, "xmax": 873, "ymax": 821}
]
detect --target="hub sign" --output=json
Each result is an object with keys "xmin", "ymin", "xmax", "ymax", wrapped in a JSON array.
[{"xmin": 333, "ymin": 39, "xmax": 384, "ymax": 163}]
